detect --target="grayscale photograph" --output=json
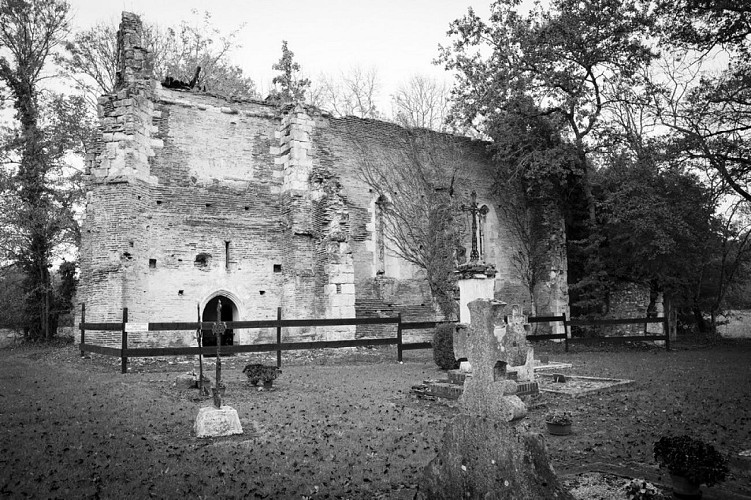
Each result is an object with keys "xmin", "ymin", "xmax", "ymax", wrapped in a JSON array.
[{"xmin": 0, "ymin": 0, "xmax": 749, "ymax": 498}]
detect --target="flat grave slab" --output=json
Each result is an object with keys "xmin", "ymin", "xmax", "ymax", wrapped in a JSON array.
[
  {"xmin": 535, "ymin": 361, "xmax": 573, "ymax": 371},
  {"xmin": 538, "ymin": 374, "xmax": 634, "ymax": 397}
]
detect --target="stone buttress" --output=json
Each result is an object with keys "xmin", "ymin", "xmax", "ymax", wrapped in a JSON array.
[
  {"xmin": 276, "ymin": 104, "xmax": 356, "ymax": 340},
  {"xmin": 77, "ymin": 12, "xmax": 162, "ymax": 343}
]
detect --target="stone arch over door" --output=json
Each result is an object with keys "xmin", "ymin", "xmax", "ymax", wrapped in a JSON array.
[{"xmin": 200, "ymin": 290, "xmax": 243, "ymax": 347}]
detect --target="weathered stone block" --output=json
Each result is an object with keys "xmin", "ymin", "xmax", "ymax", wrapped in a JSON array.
[
  {"xmin": 193, "ymin": 406, "xmax": 243, "ymax": 438},
  {"xmin": 416, "ymin": 414, "xmax": 574, "ymax": 500}
]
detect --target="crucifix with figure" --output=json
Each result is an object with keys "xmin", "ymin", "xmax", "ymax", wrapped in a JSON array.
[
  {"xmin": 211, "ymin": 299, "xmax": 226, "ymax": 408},
  {"xmin": 461, "ymin": 191, "xmax": 489, "ymax": 264}
]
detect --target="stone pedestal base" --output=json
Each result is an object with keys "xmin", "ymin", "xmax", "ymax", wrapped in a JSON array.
[
  {"xmin": 460, "ymin": 380, "xmax": 528, "ymax": 422},
  {"xmin": 194, "ymin": 406, "xmax": 243, "ymax": 438},
  {"xmin": 457, "ymin": 276, "xmax": 495, "ymax": 324},
  {"xmin": 416, "ymin": 414, "xmax": 574, "ymax": 500}
]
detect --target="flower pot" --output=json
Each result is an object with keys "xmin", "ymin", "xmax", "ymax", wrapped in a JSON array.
[
  {"xmin": 546, "ymin": 422, "xmax": 572, "ymax": 435},
  {"xmin": 670, "ymin": 473, "xmax": 701, "ymax": 499}
]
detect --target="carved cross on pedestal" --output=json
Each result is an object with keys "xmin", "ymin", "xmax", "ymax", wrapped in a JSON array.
[
  {"xmin": 461, "ymin": 191, "xmax": 489, "ymax": 264},
  {"xmin": 211, "ymin": 299, "xmax": 226, "ymax": 409}
]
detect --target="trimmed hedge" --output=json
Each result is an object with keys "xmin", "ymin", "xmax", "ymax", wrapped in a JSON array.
[{"xmin": 433, "ymin": 323, "xmax": 459, "ymax": 370}]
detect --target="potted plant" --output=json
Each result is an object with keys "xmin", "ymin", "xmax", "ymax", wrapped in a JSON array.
[
  {"xmin": 243, "ymin": 363, "xmax": 282, "ymax": 389},
  {"xmin": 653, "ymin": 435, "xmax": 728, "ymax": 499},
  {"xmin": 545, "ymin": 410, "xmax": 573, "ymax": 435}
]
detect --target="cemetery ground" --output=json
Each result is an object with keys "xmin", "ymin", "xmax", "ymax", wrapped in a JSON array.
[{"xmin": 1, "ymin": 338, "xmax": 750, "ymax": 499}]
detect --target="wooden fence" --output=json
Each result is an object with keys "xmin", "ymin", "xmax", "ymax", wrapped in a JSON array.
[
  {"xmin": 79, "ymin": 305, "xmax": 443, "ymax": 374},
  {"xmin": 525, "ymin": 313, "xmax": 670, "ymax": 352},
  {"xmin": 79, "ymin": 305, "xmax": 670, "ymax": 373}
]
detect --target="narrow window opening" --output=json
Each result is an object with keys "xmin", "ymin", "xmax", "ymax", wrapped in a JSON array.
[
  {"xmin": 273, "ymin": 264, "xmax": 282, "ymax": 273},
  {"xmin": 178, "ymin": 290, "xmax": 184, "ymax": 296},
  {"xmin": 225, "ymin": 241, "xmax": 230, "ymax": 270},
  {"xmin": 375, "ymin": 196, "xmax": 387, "ymax": 275},
  {"xmin": 149, "ymin": 259, "xmax": 156, "ymax": 269},
  {"xmin": 336, "ymin": 283, "xmax": 342, "ymax": 294}
]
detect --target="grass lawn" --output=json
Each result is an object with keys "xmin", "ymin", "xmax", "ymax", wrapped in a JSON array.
[{"xmin": 0, "ymin": 339, "xmax": 749, "ymax": 499}]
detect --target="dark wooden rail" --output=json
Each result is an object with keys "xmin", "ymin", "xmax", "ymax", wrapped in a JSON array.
[
  {"xmin": 79, "ymin": 304, "xmax": 670, "ymax": 373},
  {"xmin": 80, "ymin": 306, "xmax": 447, "ymax": 373}
]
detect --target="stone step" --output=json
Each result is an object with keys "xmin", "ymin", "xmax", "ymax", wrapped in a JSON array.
[{"xmin": 418, "ymin": 378, "xmax": 540, "ymax": 400}]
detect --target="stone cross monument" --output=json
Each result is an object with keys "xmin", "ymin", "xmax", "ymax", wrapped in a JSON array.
[
  {"xmin": 454, "ymin": 299, "xmax": 536, "ymax": 421},
  {"xmin": 461, "ymin": 191, "xmax": 489, "ymax": 265},
  {"xmin": 417, "ymin": 298, "xmax": 572, "ymax": 499},
  {"xmin": 193, "ymin": 299, "xmax": 243, "ymax": 438},
  {"xmin": 456, "ymin": 191, "xmax": 496, "ymax": 324}
]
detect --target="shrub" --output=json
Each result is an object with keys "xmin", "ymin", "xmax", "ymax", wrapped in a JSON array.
[
  {"xmin": 433, "ymin": 323, "xmax": 458, "ymax": 370},
  {"xmin": 653, "ymin": 435, "xmax": 728, "ymax": 486}
]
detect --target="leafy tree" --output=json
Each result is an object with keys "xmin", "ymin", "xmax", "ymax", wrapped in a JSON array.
[
  {"xmin": 267, "ymin": 40, "xmax": 310, "ymax": 105},
  {"xmin": 0, "ymin": 0, "xmax": 88, "ymax": 339},
  {"xmin": 58, "ymin": 10, "xmax": 257, "ymax": 109},
  {"xmin": 438, "ymin": 0, "xmax": 657, "ymax": 316},
  {"xmin": 0, "ymin": 265, "xmax": 25, "ymax": 331},
  {"xmin": 651, "ymin": 2, "xmax": 751, "ymax": 204},
  {"xmin": 439, "ymin": 0, "xmax": 656, "ymax": 226}
]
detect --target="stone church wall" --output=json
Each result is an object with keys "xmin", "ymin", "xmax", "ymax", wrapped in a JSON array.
[{"xmin": 76, "ymin": 12, "xmax": 568, "ymax": 348}]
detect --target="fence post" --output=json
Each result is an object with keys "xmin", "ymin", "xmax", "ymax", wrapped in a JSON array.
[
  {"xmin": 79, "ymin": 303, "xmax": 86, "ymax": 356},
  {"xmin": 663, "ymin": 314, "xmax": 670, "ymax": 351},
  {"xmin": 563, "ymin": 312, "xmax": 569, "ymax": 353},
  {"xmin": 276, "ymin": 307, "xmax": 282, "ymax": 368},
  {"xmin": 121, "ymin": 308, "xmax": 128, "ymax": 374},
  {"xmin": 397, "ymin": 313, "xmax": 403, "ymax": 363}
]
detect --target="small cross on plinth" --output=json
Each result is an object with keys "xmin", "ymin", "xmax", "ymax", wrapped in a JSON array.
[{"xmin": 211, "ymin": 299, "xmax": 226, "ymax": 408}]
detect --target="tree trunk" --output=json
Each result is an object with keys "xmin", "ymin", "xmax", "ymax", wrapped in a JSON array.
[{"xmin": 692, "ymin": 307, "xmax": 709, "ymax": 334}]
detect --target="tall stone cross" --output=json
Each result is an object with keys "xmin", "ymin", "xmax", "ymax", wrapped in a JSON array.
[
  {"xmin": 211, "ymin": 299, "xmax": 226, "ymax": 409},
  {"xmin": 461, "ymin": 191, "xmax": 489, "ymax": 264}
]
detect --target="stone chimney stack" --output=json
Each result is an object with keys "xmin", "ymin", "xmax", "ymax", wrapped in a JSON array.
[
  {"xmin": 86, "ymin": 12, "xmax": 160, "ymax": 184},
  {"xmin": 115, "ymin": 12, "xmax": 152, "ymax": 92}
]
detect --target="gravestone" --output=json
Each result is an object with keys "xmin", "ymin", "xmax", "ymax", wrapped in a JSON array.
[
  {"xmin": 193, "ymin": 300, "xmax": 243, "ymax": 438},
  {"xmin": 454, "ymin": 299, "xmax": 535, "ymax": 421},
  {"xmin": 416, "ymin": 299, "xmax": 574, "ymax": 499}
]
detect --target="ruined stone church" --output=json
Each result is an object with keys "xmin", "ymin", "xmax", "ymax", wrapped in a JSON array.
[{"xmin": 76, "ymin": 13, "xmax": 568, "ymax": 347}]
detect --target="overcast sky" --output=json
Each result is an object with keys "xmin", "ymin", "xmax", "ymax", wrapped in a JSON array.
[{"xmin": 66, "ymin": 0, "xmax": 493, "ymax": 107}]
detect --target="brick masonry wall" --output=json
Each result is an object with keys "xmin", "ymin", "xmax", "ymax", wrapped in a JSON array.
[{"xmin": 76, "ymin": 12, "xmax": 569, "ymax": 349}]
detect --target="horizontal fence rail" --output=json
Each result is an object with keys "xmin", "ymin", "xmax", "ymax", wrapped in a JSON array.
[
  {"xmin": 526, "ymin": 314, "xmax": 569, "ymax": 351},
  {"xmin": 79, "ymin": 304, "xmax": 670, "ymax": 373},
  {"xmin": 79, "ymin": 305, "xmax": 450, "ymax": 373}
]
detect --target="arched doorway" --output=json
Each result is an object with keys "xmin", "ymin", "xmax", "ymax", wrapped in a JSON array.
[{"xmin": 201, "ymin": 295, "xmax": 236, "ymax": 347}]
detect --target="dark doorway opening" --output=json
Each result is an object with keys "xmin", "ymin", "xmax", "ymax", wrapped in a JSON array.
[{"xmin": 202, "ymin": 295, "xmax": 236, "ymax": 349}]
